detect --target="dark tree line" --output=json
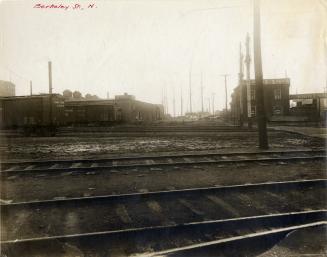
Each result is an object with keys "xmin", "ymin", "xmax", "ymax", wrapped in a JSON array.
[{"xmin": 62, "ymin": 89, "xmax": 99, "ymax": 100}]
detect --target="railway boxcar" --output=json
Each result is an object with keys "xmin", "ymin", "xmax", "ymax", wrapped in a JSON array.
[
  {"xmin": 63, "ymin": 100, "xmax": 122, "ymax": 125},
  {"xmin": 0, "ymin": 94, "xmax": 65, "ymax": 135}
]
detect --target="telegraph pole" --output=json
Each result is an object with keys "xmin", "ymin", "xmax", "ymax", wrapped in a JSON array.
[
  {"xmin": 253, "ymin": 0, "xmax": 268, "ymax": 149},
  {"xmin": 165, "ymin": 85, "xmax": 169, "ymax": 114},
  {"xmin": 201, "ymin": 72, "xmax": 204, "ymax": 113},
  {"xmin": 48, "ymin": 61, "xmax": 53, "ymax": 127},
  {"xmin": 221, "ymin": 74, "xmax": 229, "ymax": 112},
  {"xmin": 180, "ymin": 86, "xmax": 183, "ymax": 116},
  {"xmin": 48, "ymin": 61, "xmax": 53, "ymax": 94},
  {"xmin": 173, "ymin": 88, "xmax": 176, "ymax": 117},
  {"xmin": 211, "ymin": 93, "xmax": 215, "ymax": 115},
  {"xmin": 30, "ymin": 81, "xmax": 33, "ymax": 95},
  {"xmin": 189, "ymin": 70, "xmax": 192, "ymax": 113}
]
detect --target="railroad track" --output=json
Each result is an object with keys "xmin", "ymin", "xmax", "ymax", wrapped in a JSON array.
[
  {"xmin": 145, "ymin": 222, "xmax": 327, "ymax": 257},
  {"xmin": 58, "ymin": 125, "xmax": 255, "ymax": 133},
  {"xmin": 1, "ymin": 179, "xmax": 326, "ymax": 256},
  {"xmin": 1, "ymin": 149, "xmax": 325, "ymax": 176},
  {"xmin": 1, "ymin": 179, "xmax": 326, "ymax": 240}
]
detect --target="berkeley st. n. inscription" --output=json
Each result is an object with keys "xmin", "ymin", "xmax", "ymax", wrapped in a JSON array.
[{"xmin": 33, "ymin": 3, "xmax": 97, "ymax": 10}]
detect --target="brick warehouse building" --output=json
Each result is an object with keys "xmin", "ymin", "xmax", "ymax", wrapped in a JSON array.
[
  {"xmin": 114, "ymin": 93, "xmax": 164, "ymax": 123},
  {"xmin": 230, "ymin": 78, "xmax": 290, "ymax": 125},
  {"xmin": 231, "ymin": 34, "xmax": 290, "ymax": 125},
  {"xmin": 64, "ymin": 93, "xmax": 164, "ymax": 124}
]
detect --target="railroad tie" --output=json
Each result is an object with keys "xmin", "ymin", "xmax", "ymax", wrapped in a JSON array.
[
  {"xmin": 234, "ymin": 193, "xmax": 267, "ymax": 214},
  {"xmin": 206, "ymin": 195, "xmax": 240, "ymax": 217},
  {"xmin": 24, "ymin": 165, "xmax": 36, "ymax": 170},
  {"xmin": 49, "ymin": 163, "xmax": 61, "ymax": 169},
  {"xmin": 183, "ymin": 157, "xmax": 193, "ymax": 163},
  {"xmin": 178, "ymin": 199, "xmax": 205, "ymax": 216},
  {"xmin": 146, "ymin": 159, "xmax": 156, "ymax": 165},
  {"xmin": 147, "ymin": 201, "xmax": 162, "ymax": 214},
  {"xmin": 4, "ymin": 165, "xmax": 20, "ymax": 172},
  {"xmin": 70, "ymin": 162, "xmax": 83, "ymax": 168},
  {"xmin": 115, "ymin": 204, "xmax": 132, "ymax": 224}
]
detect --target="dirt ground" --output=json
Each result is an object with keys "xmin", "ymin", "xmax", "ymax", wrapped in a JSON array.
[
  {"xmin": 0, "ymin": 131, "xmax": 324, "ymax": 161},
  {"xmin": 259, "ymin": 225, "xmax": 327, "ymax": 257}
]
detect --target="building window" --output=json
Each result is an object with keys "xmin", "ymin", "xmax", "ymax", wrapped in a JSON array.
[
  {"xmin": 273, "ymin": 106, "xmax": 282, "ymax": 115},
  {"xmin": 251, "ymin": 88, "xmax": 255, "ymax": 100},
  {"xmin": 274, "ymin": 86, "xmax": 282, "ymax": 100},
  {"xmin": 251, "ymin": 106, "xmax": 256, "ymax": 116}
]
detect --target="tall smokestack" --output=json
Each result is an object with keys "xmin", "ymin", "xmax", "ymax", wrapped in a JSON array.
[
  {"xmin": 48, "ymin": 61, "xmax": 53, "ymax": 94},
  {"xmin": 107, "ymin": 92, "xmax": 109, "ymax": 99}
]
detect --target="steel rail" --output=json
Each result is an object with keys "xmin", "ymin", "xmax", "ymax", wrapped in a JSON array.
[
  {"xmin": 146, "ymin": 221, "xmax": 327, "ymax": 257},
  {"xmin": 1, "ymin": 178, "xmax": 325, "ymax": 207},
  {"xmin": 2, "ymin": 148, "xmax": 323, "ymax": 166},
  {"xmin": 1, "ymin": 210, "xmax": 326, "ymax": 245},
  {"xmin": 1, "ymin": 151, "xmax": 325, "ymax": 176}
]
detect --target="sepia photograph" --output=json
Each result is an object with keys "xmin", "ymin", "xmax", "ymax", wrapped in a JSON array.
[{"xmin": 0, "ymin": 0, "xmax": 326, "ymax": 256}]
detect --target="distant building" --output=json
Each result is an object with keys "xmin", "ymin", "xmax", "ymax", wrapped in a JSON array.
[
  {"xmin": 231, "ymin": 35, "xmax": 290, "ymax": 125},
  {"xmin": 230, "ymin": 78, "xmax": 290, "ymax": 125},
  {"xmin": 0, "ymin": 80, "xmax": 15, "ymax": 96},
  {"xmin": 289, "ymin": 93, "xmax": 327, "ymax": 121},
  {"xmin": 114, "ymin": 93, "xmax": 164, "ymax": 122},
  {"xmin": 64, "ymin": 93, "xmax": 164, "ymax": 124}
]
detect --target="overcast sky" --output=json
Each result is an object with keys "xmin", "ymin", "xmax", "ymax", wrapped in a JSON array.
[{"xmin": 0, "ymin": 0, "xmax": 326, "ymax": 114}]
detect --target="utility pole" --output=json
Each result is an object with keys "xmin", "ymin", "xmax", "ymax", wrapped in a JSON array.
[
  {"xmin": 189, "ymin": 70, "xmax": 192, "ymax": 113},
  {"xmin": 253, "ymin": 0, "xmax": 268, "ymax": 149},
  {"xmin": 245, "ymin": 33, "xmax": 253, "ymax": 128},
  {"xmin": 239, "ymin": 43, "xmax": 244, "ymax": 127},
  {"xmin": 221, "ymin": 74, "xmax": 229, "ymax": 112},
  {"xmin": 245, "ymin": 33, "xmax": 251, "ymax": 81},
  {"xmin": 173, "ymin": 88, "xmax": 176, "ymax": 117},
  {"xmin": 164, "ymin": 85, "xmax": 168, "ymax": 115},
  {"xmin": 48, "ymin": 61, "xmax": 53, "ymax": 128},
  {"xmin": 48, "ymin": 61, "xmax": 53, "ymax": 94},
  {"xmin": 30, "ymin": 81, "xmax": 33, "ymax": 96},
  {"xmin": 180, "ymin": 86, "xmax": 183, "ymax": 116},
  {"xmin": 211, "ymin": 93, "xmax": 215, "ymax": 115},
  {"xmin": 201, "ymin": 72, "xmax": 204, "ymax": 113},
  {"xmin": 161, "ymin": 87, "xmax": 165, "ymax": 114}
]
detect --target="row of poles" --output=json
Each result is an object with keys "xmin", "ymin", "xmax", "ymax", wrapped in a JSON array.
[
  {"xmin": 162, "ymin": 73, "xmax": 229, "ymax": 117},
  {"xmin": 162, "ymin": 0, "xmax": 268, "ymax": 149}
]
